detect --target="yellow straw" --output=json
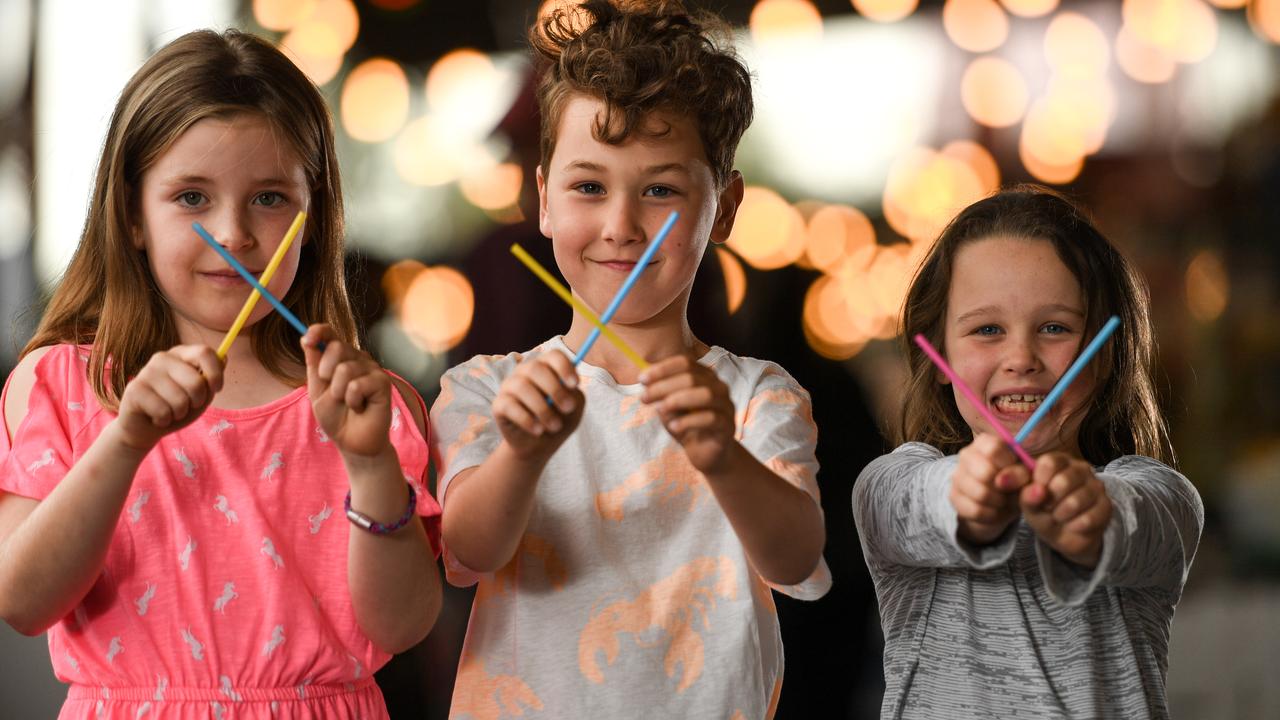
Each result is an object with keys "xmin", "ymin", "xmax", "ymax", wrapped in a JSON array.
[
  {"xmin": 509, "ymin": 244, "xmax": 649, "ymax": 370},
  {"xmin": 216, "ymin": 211, "xmax": 307, "ymax": 360}
]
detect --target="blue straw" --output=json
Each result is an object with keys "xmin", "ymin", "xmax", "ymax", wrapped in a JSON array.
[
  {"xmin": 1014, "ymin": 315, "xmax": 1121, "ymax": 443},
  {"xmin": 193, "ymin": 222, "xmax": 310, "ymax": 338},
  {"xmin": 572, "ymin": 211, "xmax": 679, "ymax": 366}
]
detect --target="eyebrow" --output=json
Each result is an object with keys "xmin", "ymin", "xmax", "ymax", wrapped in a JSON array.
[
  {"xmin": 954, "ymin": 303, "xmax": 1086, "ymax": 324},
  {"xmin": 560, "ymin": 160, "xmax": 691, "ymax": 176},
  {"xmin": 160, "ymin": 174, "xmax": 298, "ymax": 187}
]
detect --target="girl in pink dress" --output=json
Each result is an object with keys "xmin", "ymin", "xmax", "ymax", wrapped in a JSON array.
[{"xmin": 0, "ymin": 29, "xmax": 441, "ymax": 718}]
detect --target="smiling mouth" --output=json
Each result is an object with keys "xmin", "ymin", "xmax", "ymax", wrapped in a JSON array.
[{"xmin": 992, "ymin": 393, "xmax": 1046, "ymax": 414}]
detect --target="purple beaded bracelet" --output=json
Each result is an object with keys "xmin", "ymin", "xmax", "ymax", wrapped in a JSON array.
[{"xmin": 345, "ymin": 482, "xmax": 417, "ymax": 535}]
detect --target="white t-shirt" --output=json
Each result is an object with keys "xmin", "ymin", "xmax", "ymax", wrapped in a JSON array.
[{"xmin": 430, "ymin": 337, "xmax": 830, "ymax": 719}]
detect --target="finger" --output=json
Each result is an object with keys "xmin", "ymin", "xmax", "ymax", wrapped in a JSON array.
[
  {"xmin": 665, "ymin": 409, "xmax": 716, "ymax": 435},
  {"xmin": 641, "ymin": 371, "xmax": 698, "ymax": 404},
  {"xmin": 658, "ymin": 386, "xmax": 716, "ymax": 414},
  {"xmin": 1065, "ymin": 494, "xmax": 1111, "ymax": 534},
  {"xmin": 316, "ymin": 338, "xmax": 355, "ymax": 383},
  {"xmin": 951, "ymin": 494, "xmax": 1004, "ymax": 524},
  {"xmin": 993, "ymin": 465, "xmax": 1031, "ymax": 493},
  {"xmin": 147, "ymin": 373, "xmax": 194, "ymax": 422},
  {"xmin": 1051, "ymin": 484, "xmax": 1097, "ymax": 525},
  {"xmin": 526, "ymin": 361, "xmax": 576, "ymax": 414},
  {"xmin": 1020, "ymin": 482, "xmax": 1050, "ymax": 512},
  {"xmin": 134, "ymin": 386, "xmax": 175, "ymax": 428},
  {"xmin": 541, "ymin": 349, "xmax": 579, "ymax": 390},
  {"xmin": 954, "ymin": 475, "xmax": 1012, "ymax": 509},
  {"xmin": 302, "ymin": 324, "xmax": 338, "ymax": 387},
  {"xmin": 1033, "ymin": 452, "xmax": 1072, "ymax": 487},
  {"xmin": 639, "ymin": 354, "xmax": 693, "ymax": 385},
  {"xmin": 187, "ymin": 346, "xmax": 225, "ymax": 395},
  {"xmin": 494, "ymin": 395, "xmax": 542, "ymax": 436},
  {"xmin": 1044, "ymin": 468, "xmax": 1085, "ymax": 507},
  {"xmin": 345, "ymin": 373, "xmax": 388, "ymax": 413},
  {"xmin": 958, "ymin": 449, "xmax": 1000, "ymax": 488},
  {"xmin": 510, "ymin": 380, "xmax": 562, "ymax": 433}
]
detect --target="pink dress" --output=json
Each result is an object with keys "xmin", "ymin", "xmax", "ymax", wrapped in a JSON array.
[{"xmin": 0, "ymin": 345, "xmax": 441, "ymax": 719}]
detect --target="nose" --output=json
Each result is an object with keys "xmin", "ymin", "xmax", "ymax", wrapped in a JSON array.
[
  {"xmin": 212, "ymin": 206, "xmax": 257, "ymax": 254},
  {"xmin": 600, "ymin": 196, "xmax": 645, "ymax": 248},
  {"xmin": 1001, "ymin": 331, "xmax": 1044, "ymax": 376}
]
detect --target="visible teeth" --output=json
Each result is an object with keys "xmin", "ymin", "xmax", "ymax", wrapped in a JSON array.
[{"xmin": 994, "ymin": 394, "xmax": 1045, "ymax": 412}]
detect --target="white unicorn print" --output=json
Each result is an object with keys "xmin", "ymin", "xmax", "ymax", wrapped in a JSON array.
[
  {"xmin": 134, "ymin": 583, "xmax": 156, "ymax": 616},
  {"xmin": 308, "ymin": 504, "xmax": 332, "ymax": 535},
  {"xmin": 67, "ymin": 401, "xmax": 83, "ymax": 412},
  {"xmin": 219, "ymin": 675, "xmax": 243, "ymax": 702},
  {"xmin": 349, "ymin": 653, "xmax": 365, "ymax": 679},
  {"xmin": 296, "ymin": 677, "xmax": 313, "ymax": 699},
  {"xmin": 262, "ymin": 625, "xmax": 286, "ymax": 656},
  {"xmin": 211, "ymin": 701, "xmax": 226, "ymax": 720},
  {"xmin": 391, "ymin": 406, "xmax": 402, "ymax": 431},
  {"xmin": 105, "ymin": 637, "xmax": 123, "ymax": 664},
  {"xmin": 214, "ymin": 495, "xmax": 239, "ymax": 525},
  {"xmin": 128, "ymin": 491, "xmax": 151, "ymax": 524},
  {"xmin": 208, "ymin": 419, "xmax": 232, "ymax": 437},
  {"xmin": 181, "ymin": 627, "xmax": 204, "ymax": 661},
  {"xmin": 154, "ymin": 676, "xmax": 168, "ymax": 701},
  {"xmin": 315, "ymin": 425, "xmax": 330, "ymax": 443},
  {"xmin": 213, "ymin": 582, "xmax": 238, "ymax": 614},
  {"xmin": 26, "ymin": 449, "xmax": 54, "ymax": 473},
  {"xmin": 261, "ymin": 537, "xmax": 284, "ymax": 569},
  {"xmin": 134, "ymin": 701, "xmax": 151, "ymax": 718},
  {"xmin": 173, "ymin": 448, "xmax": 197, "ymax": 479},
  {"xmin": 63, "ymin": 651, "xmax": 79, "ymax": 674},
  {"xmin": 179, "ymin": 537, "xmax": 196, "ymax": 571},
  {"xmin": 260, "ymin": 452, "xmax": 284, "ymax": 480}
]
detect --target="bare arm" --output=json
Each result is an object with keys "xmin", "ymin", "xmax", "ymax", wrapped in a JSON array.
[
  {"xmin": 0, "ymin": 345, "xmax": 221, "ymax": 634},
  {"xmin": 440, "ymin": 349, "xmax": 583, "ymax": 574},
  {"xmin": 303, "ymin": 326, "xmax": 440, "ymax": 654}
]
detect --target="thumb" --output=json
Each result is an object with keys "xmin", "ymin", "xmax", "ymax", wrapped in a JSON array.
[{"xmin": 1021, "ymin": 482, "xmax": 1049, "ymax": 512}]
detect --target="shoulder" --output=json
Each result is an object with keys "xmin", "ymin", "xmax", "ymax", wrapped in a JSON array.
[
  {"xmin": 1101, "ymin": 454, "xmax": 1203, "ymax": 514},
  {"xmin": 387, "ymin": 374, "xmax": 428, "ymax": 439},
  {"xmin": 3, "ymin": 346, "xmax": 70, "ymax": 443},
  {"xmin": 439, "ymin": 340, "xmax": 558, "ymax": 392},
  {"xmin": 708, "ymin": 349, "xmax": 808, "ymax": 396},
  {"xmin": 855, "ymin": 443, "xmax": 946, "ymax": 497}
]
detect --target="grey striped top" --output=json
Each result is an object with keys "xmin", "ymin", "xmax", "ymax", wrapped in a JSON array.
[{"xmin": 853, "ymin": 442, "xmax": 1203, "ymax": 720}]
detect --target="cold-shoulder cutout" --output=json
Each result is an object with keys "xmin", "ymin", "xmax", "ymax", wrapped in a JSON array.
[{"xmin": 3, "ymin": 347, "xmax": 55, "ymax": 445}]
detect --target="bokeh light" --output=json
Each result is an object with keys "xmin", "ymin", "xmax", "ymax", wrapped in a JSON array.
[
  {"xmin": 716, "ymin": 247, "xmax": 748, "ymax": 315},
  {"xmin": 883, "ymin": 147, "xmax": 985, "ymax": 242},
  {"xmin": 401, "ymin": 265, "xmax": 475, "ymax": 352},
  {"xmin": 750, "ymin": 0, "xmax": 824, "ymax": 43},
  {"xmin": 382, "ymin": 259, "xmax": 427, "ymax": 310},
  {"xmin": 1185, "ymin": 248, "xmax": 1229, "ymax": 322},
  {"xmin": 943, "ymin": 0, "xmax": 1010, "ymax": 53},
  {"xmin": 999, "ymin": 0, "xmax": 1059, "ymax": 16},
  {"xmin": 960, "ymin": 56, "xmax": 1029, "ymax": 128},
  {"xmin": 850, "ymin": 0, "xmax": 919, "ymax": 23},
  {"xmin": 1044, "ymin": 11, "xmax": 1110, "ymax": 79},
  {"xmin": 1250, "ymin": 0, "xmax": 1280, "ymax": 43},
  {"xmin": 425, "ymin": 49, "xmax": 502, "ymax": 116},
  {"xmin": 254, "ymin": 0, "xmax": 317, "ymax": 31},
  {"xmin": 1116, "ymin": 24, "xmax": 1178, "ymax": 83},
  {"xmin": 805, "ymin": 204, "xmax": 877, "ymax": 275},
  {"xmin": 459, "ymin": 162, "xmax": 523, "ymax": 211},
  {"xmin": 340, "ymin": 58, "xmax": 409, "ymax": 143},
  {"xmin": 726, "ymin": 186, "xmax": 808, "ymax": 270}
]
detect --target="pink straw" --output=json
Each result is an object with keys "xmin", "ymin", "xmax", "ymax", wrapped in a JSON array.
[{"xmin": 914, "ymin": 334, "xmax": 1036, "ymax": 471}]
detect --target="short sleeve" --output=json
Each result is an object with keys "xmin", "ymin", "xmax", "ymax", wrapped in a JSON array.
[
  {"xmin": 0, "ymin": 346, "xmax": 88, "ymax": 501},
  {"xmin": 428, "ymin": 354, "xmax": 509, "ymax": 587},
  {"xmin": 736, "ymin": 363, "xmax": 831, "ymax": 601},
  {"xmin": 387, "ymin": 373, "xmax": 443, "ymax": 555}
]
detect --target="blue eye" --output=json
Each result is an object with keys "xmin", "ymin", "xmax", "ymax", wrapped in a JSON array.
[
  {"xmin": 177, "ymin": 191, "xmax": 205, "ymax": 208},
  {"xmin": 644, "ymin": 185, "xmax": 675, "ymax": 198},
  {"xmin": 254, "ymin": 192, "xmax": 286, "ymax": 207},
  {"xmin": 975, "ymin": 325, "xmax": 1001, "ymax": 336},
  {"xmin": 1042, "ymin": 323, "xmax": 1070, "ymax": 335},
  {"xmin": 574, "ymin": 182, "xmax": 604, "ymax": 195}
]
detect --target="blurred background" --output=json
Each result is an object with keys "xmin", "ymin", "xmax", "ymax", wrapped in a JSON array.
[{"xmin": 1, "ymin": 0, "xmax": 1278, "ymax": 717}]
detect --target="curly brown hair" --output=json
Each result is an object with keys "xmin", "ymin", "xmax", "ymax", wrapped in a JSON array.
[
  {"xmin": 530, "ymin": 0, "xmax": 753, "ymax": 188},
  {"xmin": 898, "ymin": 185, "xmax": 1174, "ymax": 466}
]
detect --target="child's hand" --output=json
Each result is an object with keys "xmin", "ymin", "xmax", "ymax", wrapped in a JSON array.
[
  {"xmin": 1021, "ymin": 453, "xmax": 1112, "ymax": 567},
  {"xmin": 113, "ymin": 345, "xmax": 223, "ymax": 452},
  {"xmin": 640, "ymin": 355, "xmax": 736, "ymax": 474},
  {"xmin": 950, "ymin": 433, "xmax": 1030, "ymax": 546},
  {"xmin": 303, "ymin": 324, "xmax": 392, "ymax": 459},
  {"xmin": 492, "ymin": 350, "xmax": 583, "ymax": 460}
]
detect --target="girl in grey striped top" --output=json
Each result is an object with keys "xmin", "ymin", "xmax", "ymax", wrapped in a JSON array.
[{"xmin": 854, "ymin": 186, "xmax": 1202, "ymax": 719}]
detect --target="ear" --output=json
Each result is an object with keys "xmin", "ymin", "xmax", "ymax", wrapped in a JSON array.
[
  {"xmin": 709, "ymin": 170, "xmax": 744, "ymax": 245},
  {"xmin": 536, "ymin": 164, "xmax": 552, "ymax": 239}
]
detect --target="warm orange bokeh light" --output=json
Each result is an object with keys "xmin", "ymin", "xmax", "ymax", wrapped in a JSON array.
[
  {"xmin": 851, "ymin": 0, "xmax": 920, "ymax": 22},
  {"xmin": 426, "ymin": 49, "xmax": 499, "ymax": 113},
  {"xmin": 942, "ymin": 140, "xmax": 1000, "ymax": 196},
  {"xmin": 1044, "ymin": 11, "xmax": 1110, "ymax": 78},
  {"xmin": 960, "ymin": 56, "xmax": 1029, "ymax": 128},
  {"xmin": 279, "ymin": 30, "xmax": 344, "ymax": 86},
  {"xmin": 401, "ymin": 266, "xmax": 475, "ymax": 352},
  {"xmin": 1251, "ymin": 0, "xmax": 1280, "ymax": 43},
  {"xmin": 394, "ymin": 116, "xmax": 475, "ymax": 186},
  {"xmin": 715, "ymin": 247, "xmax": 748, "ymax": 315},
  {"xmin": 943, "ymin": 0, "xmax": 1010, "ymax": 53},
  {"xmin": 806, "ymin": 205, "xmax": 877, "ymax": 275},
  {"xmin": 341, "ymin": 58, "xmax": 410, "ymax": 143},
  {"xmin": 883, "ymin": 148, "xmax": 985, "ymax": 242},
  {"xmin": 382, "ymin": 260, "xmax": 427, "ymax": 310},
  {"xmin": 750, "ymin": 0, "xmax": 824, "ymax": 43},
  {"xmin": 254, "ymin": 0, "xmax": 317, "ymax": 31},
  {"xmin": 1125, "ymin": 0, "xmax": 1219, "ymax": 61},
  {"xmin": 999, "ymin": 0, "xmax": 1059, "ymax": 16},
  {"xmin": 460, "ymin": 162, "xmax": 523, "ymax": 211},
  {"xmin": 1207, "ymin": 0, "xmax": 1245, "ymax": 8},
  {"xmin": 726, "ymin": 186, "xmax": 807, "ymax": 270},
  {"xmin": 1019, "ymin": 129, "xmax": 1084, "ymax": 184},
  {"xmin": 803, "ymin": 276, "xmax": 869, "ymax": 360},
  {"xmin": 1185, "ymin": 249, "xmax": 1229, "ymax": 322},
  {"xmin": 1116, "ymin": 25, "xmax": 1178, "ymax": 84}
]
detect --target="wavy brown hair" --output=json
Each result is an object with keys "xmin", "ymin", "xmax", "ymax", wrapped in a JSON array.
[
  {"xmin": 530, "ymin": 0, "xmax": 753, "ymax": 188},
  {"xmin": 898, "ymin": 185, "xmax": 1173, "ymax": 466},
  {"xmin": 23, "ymin": 29, "xmax": 355, "ymax": 410}
]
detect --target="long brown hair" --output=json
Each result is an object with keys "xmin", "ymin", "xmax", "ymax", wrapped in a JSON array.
[
  {"xmin": 23, "ymin": 29, "xmax": 355, "ymax": 410},
  {"xmin": 898, "ymin": 185, "xmax": 1173, "ymax": 466},
  {"xmin": 531, "ymin": 0, "xmax": 753, "ymax": 189}
]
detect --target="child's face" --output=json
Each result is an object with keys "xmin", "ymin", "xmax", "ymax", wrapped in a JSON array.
[
  {"xmin": 135, "ymin": 113, "xmax": 309, "ymax": 345},
  {"xmin": 536, "ymin": 94, "xmax": 739, "ymax": 329},
  {"xmin": 943, "ymin": 235, "xmax": 1092, "ymax": 457}
]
